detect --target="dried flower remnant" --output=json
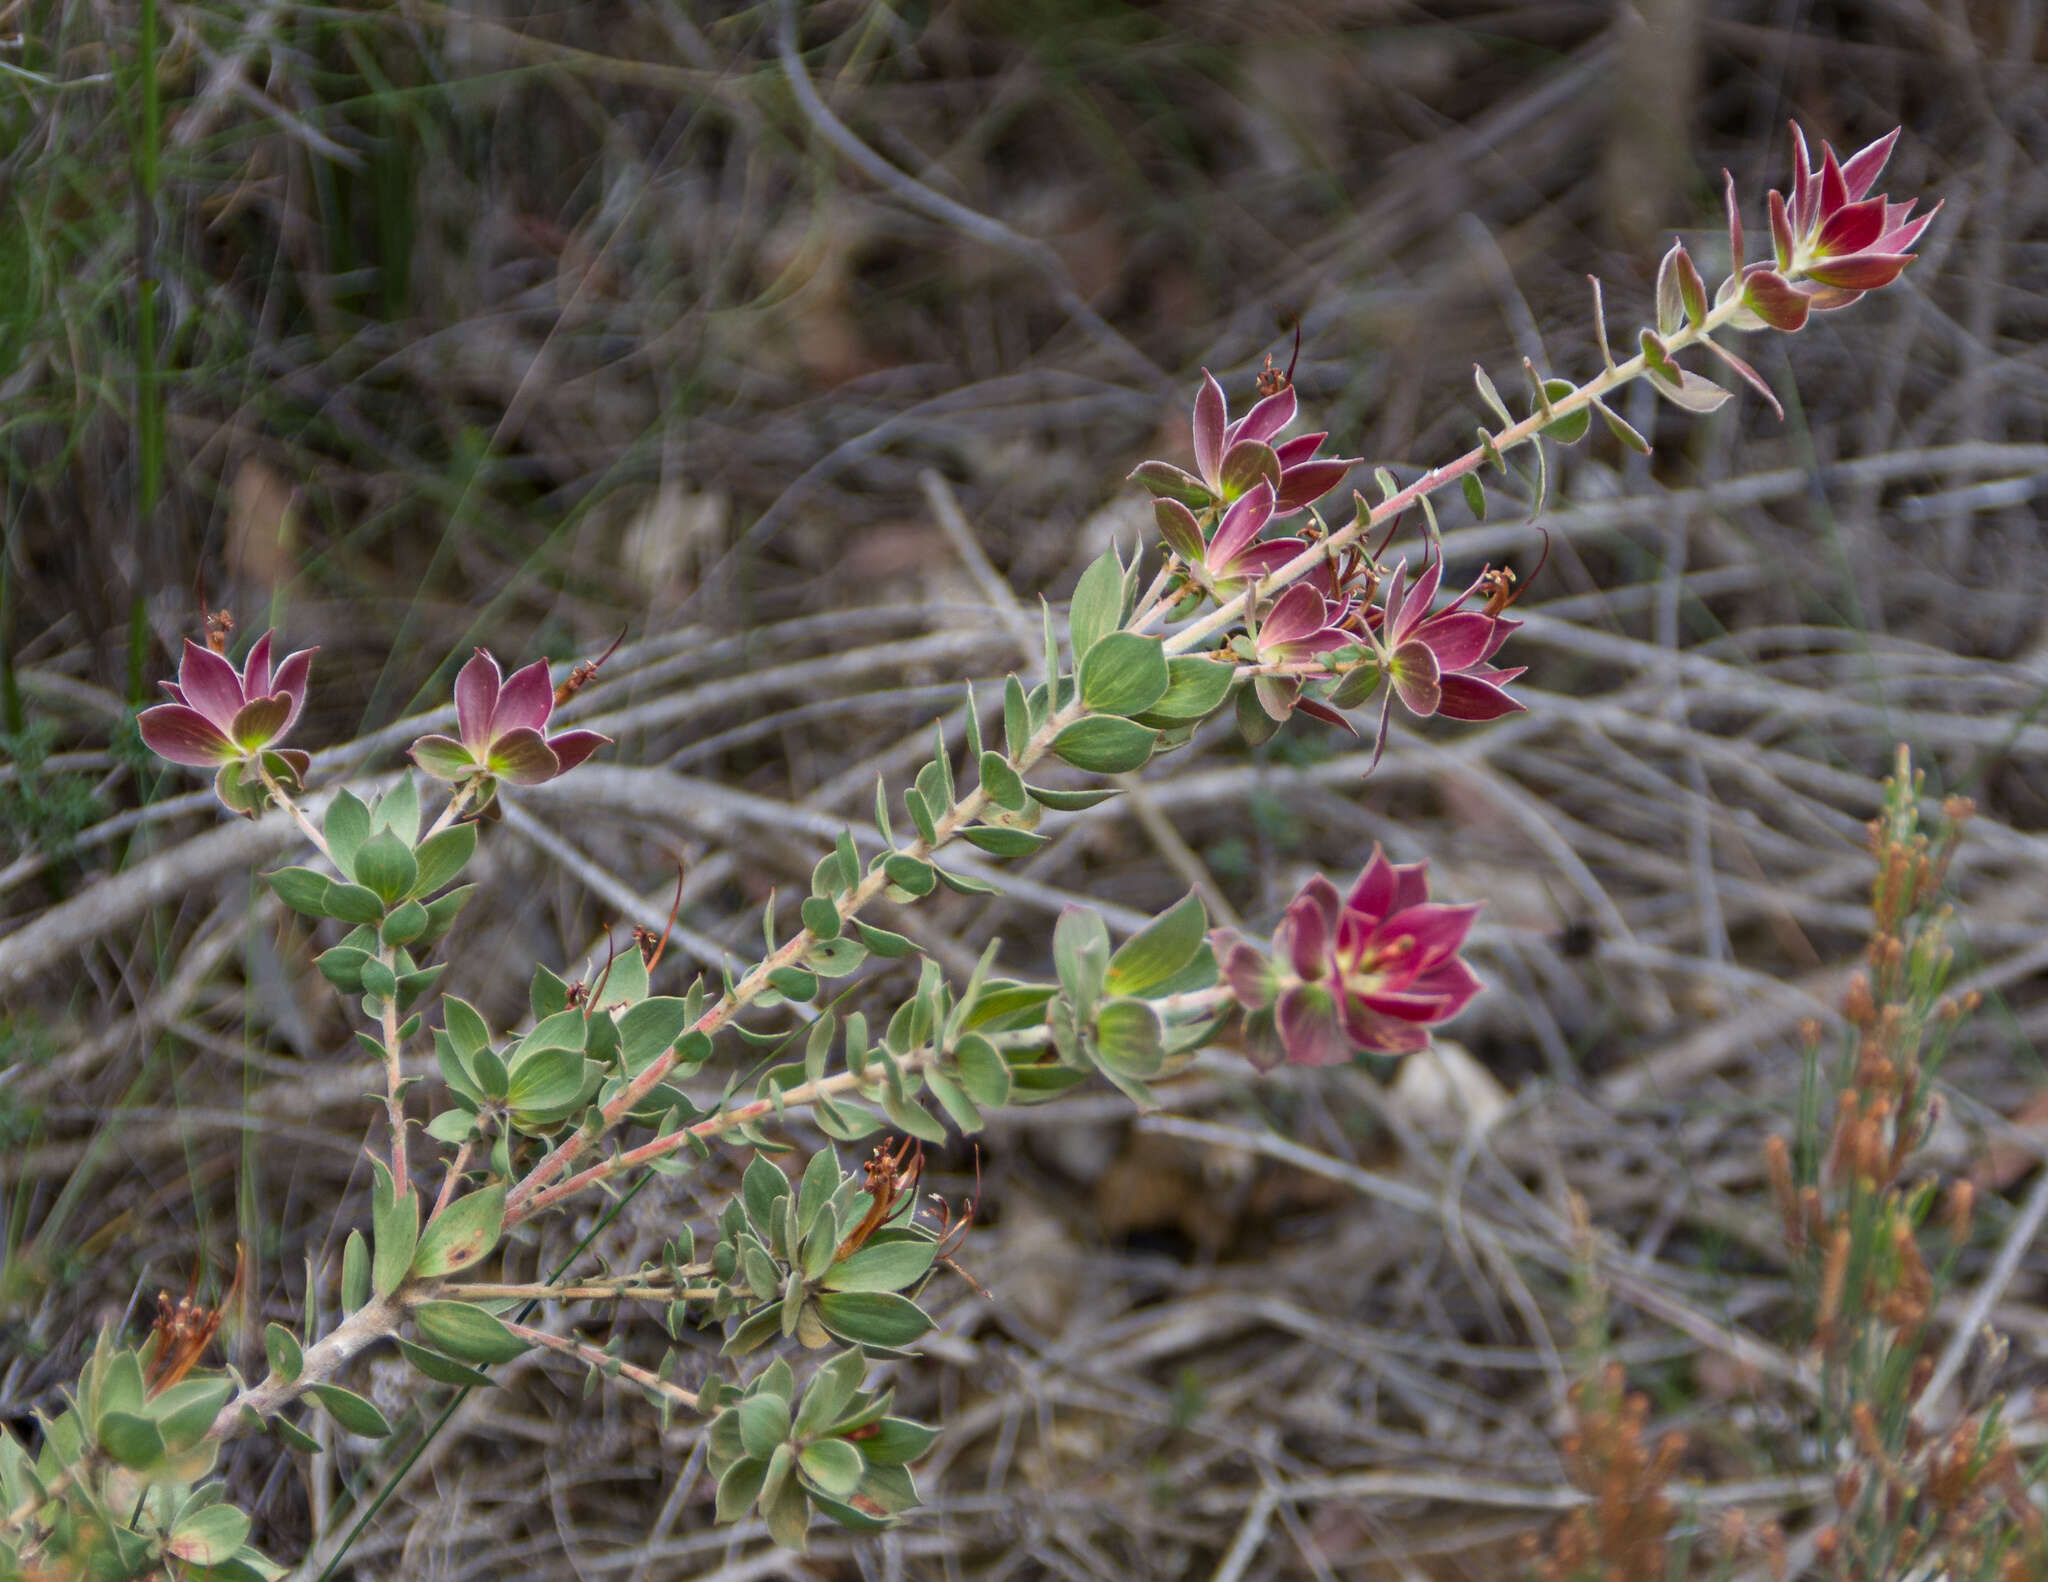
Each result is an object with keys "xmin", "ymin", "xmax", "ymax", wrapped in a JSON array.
[
  {"xmin": 410, "ymin": 648, "xmax": 611, "ymax": 788},
  {"xmin": 1532, "ymin": 1363, "xmax": 1685, "ymax": 1582},
  {"xmin": 1213, "ymin": 845, "xmax": 1482, "ymax": 1067}
]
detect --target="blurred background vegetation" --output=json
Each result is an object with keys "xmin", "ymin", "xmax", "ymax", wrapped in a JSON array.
[{"xmin": 2, "ymin": 0, "xmax": 2046, "ymax": 1576}]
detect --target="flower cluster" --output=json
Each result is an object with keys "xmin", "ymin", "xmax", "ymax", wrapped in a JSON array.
[
  {"xmin": 409, "ymin": 649, "xmax": 610, "ymax": 789},
  {"xmin": 1725, "ymin": 124, "xmax": 1936, "ymax": 334},
  {"xmin": 138, "ymin": 630, "xmax": 315, "ymax": 770},
  {"xmin": 1213, "ymin": 846, "xmax": 1482, "ymax": 1067},
  {"xmin": 1133, "ymin": 374, "xmax": 1357, "ymax": 517}
]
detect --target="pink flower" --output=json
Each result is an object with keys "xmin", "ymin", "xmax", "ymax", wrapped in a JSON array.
[
  {"xmin": 1376, "ymin": 559, "xmax": 1526, "ymax": 723},
  {"xmin": 409, "ymin": 649, "xmax": 610, "ymax": 786},
  {"xmin": 1132, "ymin": 372, "xmax": 1357, "ymax": 517},
  {"xmin": 1213, "ymin": 847, "xmax": 1483, "ymax": 1067},
  {"xmin": 1726, "ymin": 124, "xmax": 1937, "ymax": 332},
  {"xmin": 1246, "ymin": 582, "xmax": 1356, "ymax": 726},
  {"xmin": 137, "ymin": 631, "xmax": 316, "ymax": 769}
]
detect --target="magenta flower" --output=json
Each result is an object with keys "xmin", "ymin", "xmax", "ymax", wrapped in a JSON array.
[
  {"xmin": 1155, "ymin": 480, "xmax": 1311, "ymax": 600},
  {"xmin": 1725, "ymin": 124, "xmax": 1937, "ymax": 333},
  {"xmin": 409, "ymin": 649, "xmax": 610, "ymax": 786},
  {"xmin": 1213, "ymin": 847, "xmax": 1483, "ymax": 1067},
  {"xmin": 1133, "ymin": 372, "xmax": 1356, "ymax": 516},
  {"xmin": 1246, "ymin": 583, "xmax": 1356, "ymax": 726},
  {"xmin": 1373, "ymin": 559, "xmax": 1525, "ymax": 725},
  {"xmin": 138, "ymin": 631, "xmax": 316, "ymax": 769}
]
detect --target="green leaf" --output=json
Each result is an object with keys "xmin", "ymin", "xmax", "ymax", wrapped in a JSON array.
[
  {"xmin": 264, "ymin": 1323, "xmax": 304, "ymax": 1384},
  {"xmin": 326, "ymin": 882, "xmax": 389, "ymax": 926},
  {"xmin": 271, "ymin": 1415, "xmax": 321, "ymax": 1454},
  {"xmin": 619, "ymin": 997, "xmax": 692, "ymax": 1075},
  {"xmin": 341, "ymin": 1230, "xmax": 370, "ymax": 1312},
  {"xmin": 762, "ymin": 1445, "xmax": 811, "ymax": 1550},
  {"xmin": 506, "ymin": 1046, "xmax": 587, "ymax": 1114},
  {"xmin": 380, "ymin": 898, "xmax": 429, "ymax": 946},
  {"xmin": 716, "ymin": 1454, "xmax": 769, "ymax": 1523},
  {"xmin": 800, "ymin": 1438, "xmax": 866, "ymax": 1497},
  {"xmin": 882, "ymin": 854, "xmax": 935, "ymax": 897},
  {"xmin": 978, "ymin": 750, "xmax": 1028, "ymax": 812},
  {"xmin": 1078, "ymin": 631, "xmax": 1169, "ymax": 717},
  {"xmin": 353, "ymin": 828, "xmax": 418, "ymax": 906},
  {"xmin": 413, "ymin": 1299, "xmax": 530, "ymax": 1364},
  {"xmin": 265, "ymin": 866, "xmax": 335, "ymax": 918},
  {"xmin": 1104, "ymin": 892, "xmax": 1208, "ymax": 997},
  {"xmin": 822, "ymin": 1239, "xmax": 937, "ymax": 1294},
  {"xmin": 1461, "ymin": 473, "xmax": 1486, "ymax": 521},
  {"xmin": 901, "ymin": 785, "xmax": 938, "ymax": 845},
  {"xmin": 1025, "ymin": 783, "xmax": 1120, "ymax": 812},
  {"xmin": 814, "ymin": 1290, "xmax": 935, "ymax": 1350},
  {"xmin": 411, "ymin": 824, "xmax": 476, "ymax": 897},
  {"xmin": 801, "ymin": 895, "xmax": 843, "ymax": 941},
  {"xmin": 1054, "ymin": 907, "xmax": 1111, "ymax": 1013},
  {"xmin": 743, "ymin": 1155, "xmax": 791, "ymax": 1235},
  {"xmin": 1538, "ymin": 378, "xmax": 1590, "ymax": 443},
  {"xmin": 851, "ymin": 920, "xmax": 916, "ymax": 959},
  {"xmin": 855, "ymin": 1416, "xmax": 941, "ymax": 1466},
  {"xmin": 1068, "ymin": 547, "xmax": 1125, "ymax": 662},
  {"xmin": 767, "ymin": 966, "xmax": 818, "ymax": 1002},
  {"xmin": 1050, "ymin": 715, "xmax": 1156, "ymax": 774},
  {"xmin": 396, "ymin": 1337, "xmax": 496, "ymax": 1388},
  {"xmin": 958, "ymin": 825, "xmax": 1048, "ymax": 858},
  {"xmin": 96, "ymin": 1410, "xmax": 166, "ymax": 1469},
  {"xmin": 953, "ymin": 1034, "xmax": 1014, "ymax": 1109},
  {"xmin": 165, "ymin": 1504, "xmax": 250, "ymax": 1566},
  {"xmin": 1094, "ymin": 998, "xmax": 1165, "ymax": 1078},
  {"xmin": 305, "ymin": 1383, "xmax": 391, "ymax": 1439},
  {"xmin": 373, "ymin": 772, "xmax": 422, "ymax": 845},
  {"xmin": 1596, "ymin": 398, "xmax": 1652, "ymax": 455},
  {"xmin": 924, "ymin": 1066, "xmax": 982, "ymax": 1133},
  {"xmin": 149, "ymin": 1375, "xmax": 233, "ymax": 1451},
  {"xmin": 418, "ymin": 884, "xmax": 476, "ymax": 945},
  {"xmin": 1002, "ymin": 675, "xmax": 1030, "ymax": 760},
  {"xmin": 1138, "ymin": 656, "xmax": 1234, "ymax": 726},
  {"xmin": 410, "ymin": 1185, "xmax": 506, "ymax": 1278},
  {"xmin": 738, "ymin": 1393, "xmax": 792, "ymax": 1460},
  {"xmin": 324, "ymin": 790, "xmax": 371, "ymax": 877},
  {"xmin": 372, "ymin": 1177, "xmax": 420, "ymax": 1299},
  {"xmin": 1472, "ymin": 363, "xmax": 1512, "ymax": 427},
  {"xmin": 425, "ymin": 1109, "xmax": 475, "ymax": 1143}
]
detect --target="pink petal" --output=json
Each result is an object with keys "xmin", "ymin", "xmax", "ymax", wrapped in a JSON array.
[
  {"xmin": 1273, "ymin": 432, "xmax": 1327, "ymax": 467},
  {"xmin": 1346, "ymin": 846, "xmax": 1397, "ymax": 925},
  {"xmin": 1277, "ymin": 984, "xmax": 1351, "ymax": 1066},
  {"xmin": 409, "ymin": 733, "xmax": 479, "ymax": 781},
  {"xmin": 1213, "ymin": 931, "xmax": 1277, "ymax": 1011},
  {"xmin": 1225, "ymin": 384, "xmax": 1296, "ymax": 449},
  {"xmin": 1386, "ymin": 901, "xmax": 1482, "ymax": 967},
  {"xmin": 454, "ymin": 650, "xmax": 503, "ymax": 754},
  {"xmin": 1154, "ymin": 498, "xmax": 1207, "ymax": 563},
  {"xmin": 545, "ymin": 729, "xmax": 609, "ymax": 774},
  {"xmin": 242, "ymin": 631, "xmax": 275, "ymax": 698},
  {"xmin": 1259, "ymin": 584, "xmax": 1331, "ymax": 650},
  {"xmin": 1226, "ymin": 539, "xmax": 1306, "ymax": 580},
  {"xmin": 485, "ymin": 726, "xmax": 562, "ymax": 785},
  {"xmin": 270, "ymin": 648, "xmax": 317, "ymax": 738},
  {"xmin": 137, "ymin": 703, "xmax": 238, "ymax": 766},
  {"xmin": 1193, "ymin": 371, "xmax": 1227, "ymax": 488},
  {"xmin": 1817, "ymin": 141, "xmax": 1849, "ymax": 220},
  {"xmin": 1436, "ymin": 672, "xmax": 1526, "ymax": 721},
  {"xmin": 1379, "ymin": 559, "xmax": 1411, "ymax": 638},
  {"xmin": 1789, "ymin": 123, "xmax": 1816, "ymax": 235},
  {"xmin": 1295, "ymin": 696, "xmax": 1357, "ymax": 735},
  {"xmin": 1723, "ymin": 168, "xmax": 1744, "ymax": 265},
  {"xmin": 1208, "ymin": 480, "xmax": 1275, "ymax": 569},
  {"xmin": 494, "ymin": 660, "xmax": 555, "ymax": 737},
  {"xmin": 1273, "ymin": 459, "xmax": 1353, "ymax": 514},
  {"xmin": 1409, "ymin": 955, "xmax": 1484, "ymax": 1016},
  {"xmin": 1253, "ymin": 673, "xmax": 1299, "ymax": 722},
  {"xmin": 1803, "ymin": 251, "xmax": 1913, "ymax": 291},
  {"xmin": 1388, "ymin": 858, "xmax": 1430, "ymax": 915},
  {"xmin": 1815, "ymin": 196, "xmax": 1886, "ymax": 257},
  {"xmin": 1278, "ymin": 876, "xmax": 1341, "ymax": 980},
  {"xmin": 1874, "ymin": 201, "xmax": 1938, "ymax": 255},
  {"xmin": 1839, "ymin": 127, "xmax": 1898, "ymax": 200},
  {"xmin": 1743, "ymin": 268, "xmax": 1811, "ymax": 333},
  {"xmin": 1768, "ymin": 188, "xmax": 1796, "ymax": 271},
  {"xmin": 229, "ymin": 694, "xmax": 289, "ymax": 749},
  {"xmin": 177, "ymin": 641, "xmax": 248, "ymax": 733},
  {"xmin": 158, "ymin": 680, "xmax": 186, "ymax": 703},
  {"xmin": 1414, "ymin": 611, "xmax": 1496, "ymax": 673},
  {"xmin": 1390, "ymin": 642, "xmax": 1441, "ymax": 718},
  {"xmin": 1335, "ymin": 999, "xmax": 1430, "ymax": 1055}
]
